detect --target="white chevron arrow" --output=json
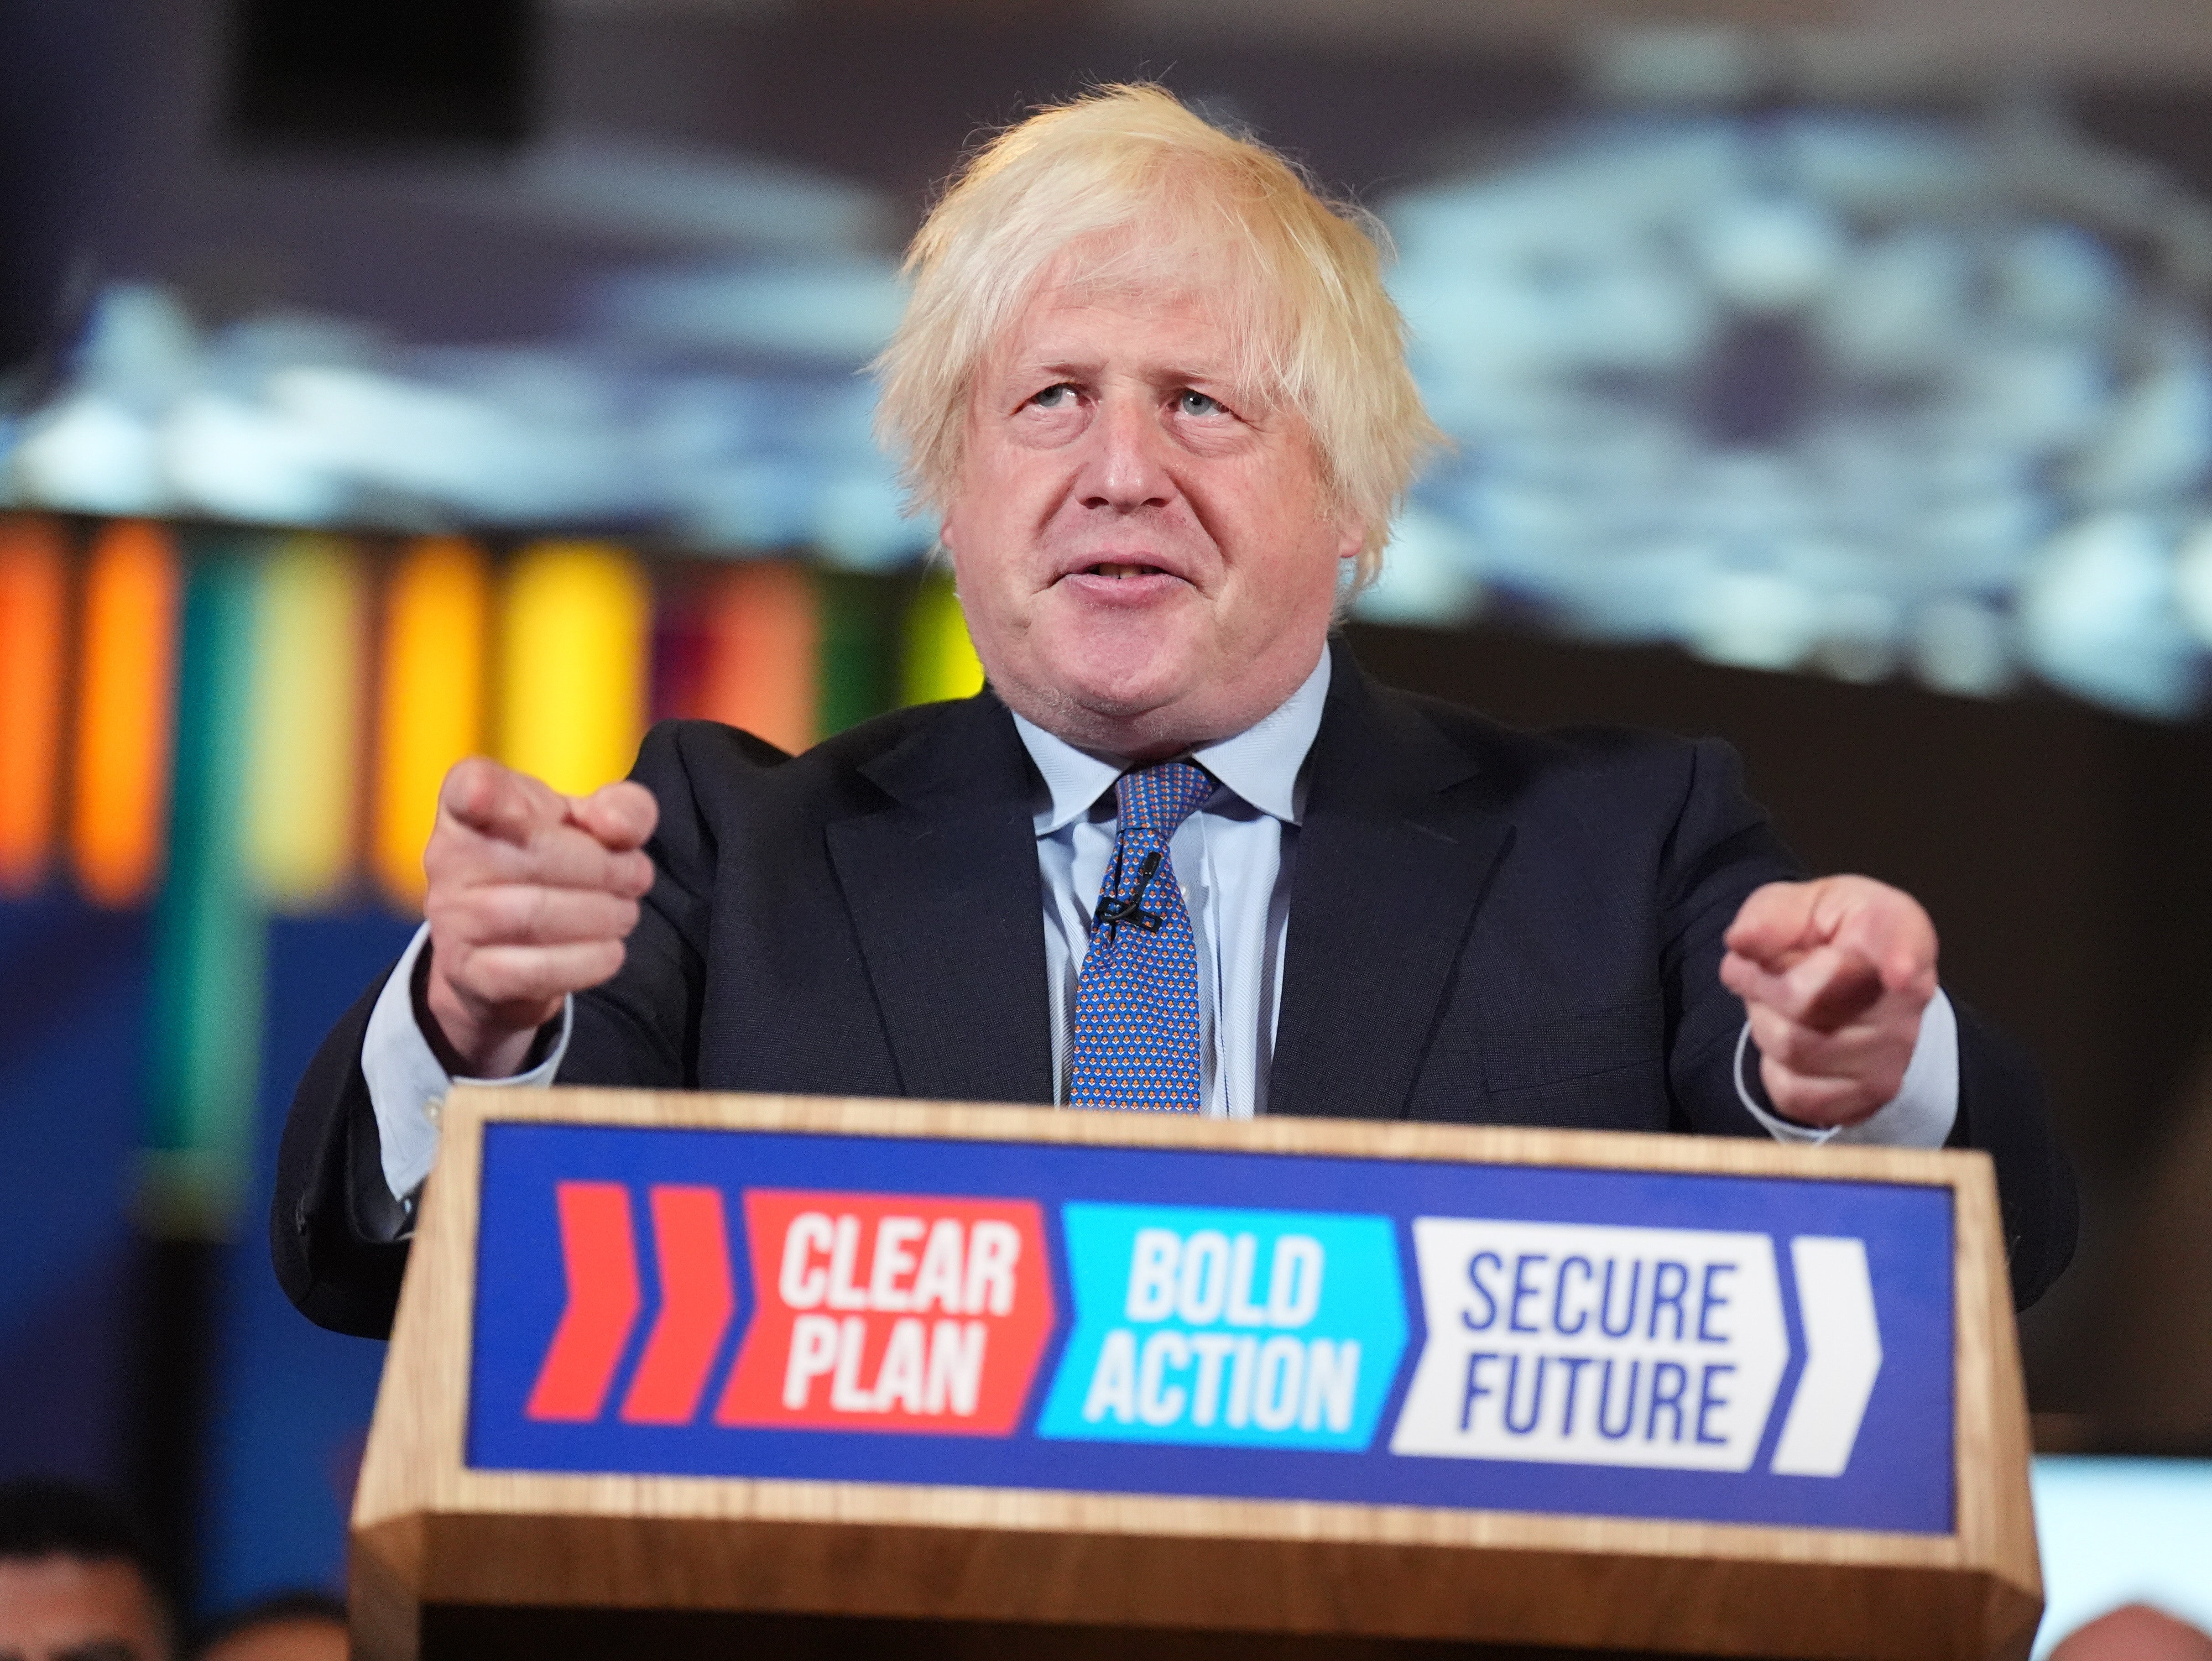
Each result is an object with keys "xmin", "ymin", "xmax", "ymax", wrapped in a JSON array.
[{"xmin": 1769, "ymin": 1235, "xmax": 1883, "ymax": 1477}]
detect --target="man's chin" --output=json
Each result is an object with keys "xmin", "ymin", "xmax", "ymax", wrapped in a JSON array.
[
  {"xmin": 1029, "ymin": 621, "xmax": 1201, "ymax": 702},
  {"xmin": 1043, "ymin": 669, "xmax": 1193, "ymax": 726},
  {"xmin": 998, "ymin": 655, "xmax": 1207, "ymax": 750}
]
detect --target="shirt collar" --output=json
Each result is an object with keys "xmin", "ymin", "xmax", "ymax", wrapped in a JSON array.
[{"xmin": 1011, "ymin": 647, "xmax": 1332, "ymax": 835}]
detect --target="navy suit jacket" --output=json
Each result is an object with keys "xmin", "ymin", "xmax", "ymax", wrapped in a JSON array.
[{"xmin": 273, "ymin": 641, "xmax": 2075, "ymax": 1337}]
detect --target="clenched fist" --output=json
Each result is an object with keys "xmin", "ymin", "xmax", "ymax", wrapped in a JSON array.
[
  {"xmin": 1718, "ymin": 875, "xmax": 1940, "ymax": 1129},
  {"xmin": 421, "ymin": 757, "xmax": 660, "ymax": 1078}
]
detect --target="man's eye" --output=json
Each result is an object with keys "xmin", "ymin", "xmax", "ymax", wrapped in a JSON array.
[
  {"xmin": 1178, "ymin": 389, "xmax": 1225, "ymax": 417},
  {"xmin": 1032, "ymin": 384, "xmax": 1076, "ymax": 408}
]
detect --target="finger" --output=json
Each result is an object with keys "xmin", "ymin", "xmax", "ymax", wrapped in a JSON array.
[
  {"xmin": 1731, "ymin": 943, "xmax": 1883, "ymax": 1032},
  {"xmin": 1719, "ymin": 948, "xmax": 1807, "ymax": 1016},
  {"xmin": 1791, "ymin": 947, "xmax": 1885, "ymax": 1031},
  {"xmin": 1723, "ymin": 881, "xmax": 1822, "ymax": 968},
  {"xmin": 1719, "ymin": 947, "xmax": 1772, "ymax": 1003},
  {"xmin": 505, "ymin": 834, "xmax": 653, "ymax": 898},
  {"xmin": 444, "ymin": 939, "xmax": 630, "ymax": 1008},
  {"xmin": 1743, "ymin": 1000, "xmax": 1907, "ymax": 1086},
  {"xmin": 1827, "ymin": 886, "xmax": 1940, "ymax": 993},
  {"xmin": 433, "ymin": 821, "xmax": 656, "ymax": 897},
  {"xmin": 567, "ymin": 781, "xmax": 658, "ymax": 851},
  {"xmin": 434, "ymin": 885, "xmax": 642, "ymax": 950},
  {"xmin": 439, "ymin": 757, "xmax": 561, "ymax": 846},
  {"xmin": 1757, "ymin": 1057, "xmax": 1887, "ymax": 1129}
]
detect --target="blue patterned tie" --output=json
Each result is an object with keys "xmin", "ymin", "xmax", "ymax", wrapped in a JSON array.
[{"xmin": 1067, "ymin": 761, "xmax": 1216, "ymax": 1113}]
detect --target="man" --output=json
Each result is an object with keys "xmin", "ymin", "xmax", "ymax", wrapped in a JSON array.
[
  {"xmin": 276, "ymin": 86, "xmax": 2073, "ymax": 1339},
  {"xmin": 0, "ymin": 1480, "xmax": 174, "ymax": 1661}
]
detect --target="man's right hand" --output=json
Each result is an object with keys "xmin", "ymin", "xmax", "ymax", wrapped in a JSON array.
[{"xmin": 420, "ymin": 757, "xmax": 660, "ymax": 1079}]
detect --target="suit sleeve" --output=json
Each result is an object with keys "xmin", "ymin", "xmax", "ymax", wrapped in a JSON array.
[
  {"xmin": 1655, "ymin": 738, "xmax": 2076, "ymax": 1310},
  {"xmin": 270, "ymin": 969, "xmax": 414, "ymax": 1338},
  {"xmin": 1951, "ymin": 996, "xmax": 2078, "ymax": 1311},
  {"xmin": 269, "ymin": 720, "xmax": 746, "ymax": 1338}
]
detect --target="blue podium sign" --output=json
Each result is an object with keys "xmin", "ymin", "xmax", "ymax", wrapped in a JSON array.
[{"xmin": 466, "ymin": 1121, "xmax": 1953, "ymax": 1536}]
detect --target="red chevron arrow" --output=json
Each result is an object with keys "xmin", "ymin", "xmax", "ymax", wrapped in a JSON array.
[
  {"xmin": 620, "ymin": 1185, "xmax": 738, "ymax": 1425},
  {"xmin": 525, "ymin": 1181, "xmax": 642, "ymax": 1421}
]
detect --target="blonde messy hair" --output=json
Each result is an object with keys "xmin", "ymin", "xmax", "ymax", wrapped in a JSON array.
[{"xmin": 872, "ymin": 84, "xmax": 1443, "ymax": 590}]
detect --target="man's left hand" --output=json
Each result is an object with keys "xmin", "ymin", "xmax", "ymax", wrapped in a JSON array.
[{"xmin": 1719, "ymin": 876, "xmax": 1939, "ymax": 1129}]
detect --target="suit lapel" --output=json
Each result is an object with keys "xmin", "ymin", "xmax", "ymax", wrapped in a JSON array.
[
  {"xmin": 825, "ymin": 694, "xmax": 1055, "ymax": 1106},
  {"xmin": 1268, "ymin": 646, "xmax": 1513, "ymax": 1119}
]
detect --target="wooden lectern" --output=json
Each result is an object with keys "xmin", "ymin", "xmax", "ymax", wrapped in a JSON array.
[{"xmin": 350, "ymin": 1088, "xmax": 2040, "ymax": 1661}]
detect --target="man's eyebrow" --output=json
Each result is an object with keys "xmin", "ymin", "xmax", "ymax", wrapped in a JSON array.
[
  {"xmin": 1012, "ymin": 357, "xmax": 1101, "ymax": 382},
  {"xmin": 1160, "ymin": 364, "xmax": 1236, "ymax": 388},
  {"xmin": 1010, "ymin": 357, "xmax": 1238, "ymax": 388}
]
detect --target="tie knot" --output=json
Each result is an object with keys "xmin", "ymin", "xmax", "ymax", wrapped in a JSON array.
[{"xmin": 1114, "ymin": 760, "xmax": 1213, "ymax": 839}]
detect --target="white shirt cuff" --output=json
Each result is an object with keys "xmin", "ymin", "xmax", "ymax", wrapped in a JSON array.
[
  {"xmin": 1734, "ymin": 987, "xmax": 1959, "ymax": 1149},
  {"xmin": 361, "ymin": 923, "xmax": 574, "ymax": 1203}
]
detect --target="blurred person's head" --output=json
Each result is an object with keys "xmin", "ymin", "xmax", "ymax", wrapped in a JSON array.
[
  {"xmin": 0, "ymin": 1479, "xmax": 174, "ymax": 1661},
  {"xmin": 2049, "ymin": 1604, "xmax": 2212, "ymax": 1661},
  {"xmin": 191, "ymin": 1592, "xmax": 344, "ymax": 1661}
]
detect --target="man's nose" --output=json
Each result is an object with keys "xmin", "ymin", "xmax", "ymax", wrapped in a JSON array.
[{"xmin": 1078, "ymin": 393, "xmax": 1174, "ymax": 512}]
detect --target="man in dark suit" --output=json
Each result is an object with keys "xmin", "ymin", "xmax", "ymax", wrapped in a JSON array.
[{"xmin": 275, "ymin": 86, "xmax": 2073, "ymax": 1340}]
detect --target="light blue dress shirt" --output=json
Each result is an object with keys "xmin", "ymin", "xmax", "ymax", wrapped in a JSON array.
[{"xmin": 363, "ymin": 646, "xmax": 1958, "ymax": 1201}]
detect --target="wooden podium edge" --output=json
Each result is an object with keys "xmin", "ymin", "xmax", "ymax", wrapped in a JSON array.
[
  {"xmin": 351, "ymin": 1511, "xmax": 2034, "ymax": 1661},
  {"xmin": 350, "ymin": 1089, "xmax": 2043, "ymax": 1661},
  {"xmin": 1948, "ymin": 1158, "xmax": 2043, "ymax": 1661}
]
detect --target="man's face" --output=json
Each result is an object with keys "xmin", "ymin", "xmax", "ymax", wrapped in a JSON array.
[
  {"xmin": 940, "ymin": 267, "xmax": 1361, "ymax": 757},
  {"xmin": 0, "ymin": 1557, "xmax": 168, "ymax": 1661}
]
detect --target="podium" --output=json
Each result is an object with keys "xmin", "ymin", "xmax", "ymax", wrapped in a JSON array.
[{"xmin": 349, "ymin": 1088, "xmax": 2040, "ymax": 1661}]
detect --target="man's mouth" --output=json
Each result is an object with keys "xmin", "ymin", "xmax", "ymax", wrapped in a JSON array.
[{"xmin": 1085, "ymin": 562, "xmax": 1166, "ymax": 579}]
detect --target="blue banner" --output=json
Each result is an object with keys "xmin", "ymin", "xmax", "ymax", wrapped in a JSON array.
[{"xmin": 465, "ymin": 1123, "xmax": 1954, "ymax": 1535}]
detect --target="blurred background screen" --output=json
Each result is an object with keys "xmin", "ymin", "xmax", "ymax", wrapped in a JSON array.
[{"xmin": 0, "ymin": 0, "xmax": 2207, "ymax": 1644}]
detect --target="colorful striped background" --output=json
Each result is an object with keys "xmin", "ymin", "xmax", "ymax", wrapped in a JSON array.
[{"xmin": 0, "ymin": 512, "xmax": 983, "ymax": 1231}]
